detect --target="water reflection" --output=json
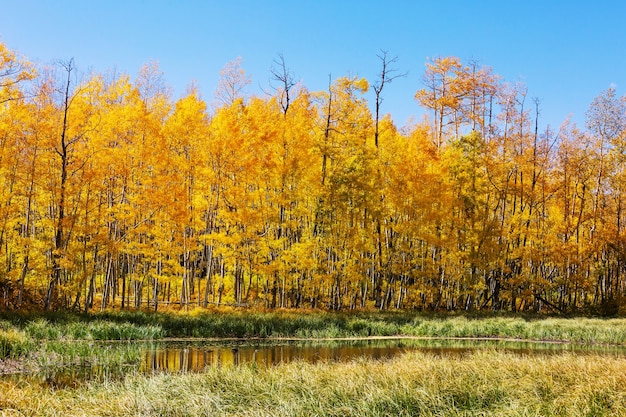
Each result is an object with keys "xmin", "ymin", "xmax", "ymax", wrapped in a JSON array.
[
  {"xmin": 141, "ymin": 340, "xmax": 409, "ymax": 372},
  {"xmin": 7, "ymin": 338, "xmax": 626, "ymax": 388},
  {"xmin": 139, "ymin": 338, "xmax": 626, "ymax": 373},
  {"xmin": 19, "ymin": 364, "xmax": 133, "ymax": 389}
]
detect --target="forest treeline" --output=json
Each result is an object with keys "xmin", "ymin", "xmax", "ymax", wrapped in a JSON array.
[{"xmin": 1, "ymin": 43, "xmax": 626, "ymax": 314}]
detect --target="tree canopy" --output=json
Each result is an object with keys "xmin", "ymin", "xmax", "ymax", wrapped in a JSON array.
[{"xmin": 1, "ymin": 42, "xmax": 625, "ymax": 314}]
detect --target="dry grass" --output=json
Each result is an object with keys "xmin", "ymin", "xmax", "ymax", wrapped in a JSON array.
[{"xmin": 2, "ymin": 350, "xmax": 625, "ymax": 416}]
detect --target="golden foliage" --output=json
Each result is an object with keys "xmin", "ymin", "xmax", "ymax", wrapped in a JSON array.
[{"xmin": 0, "ymin": 43, "xmax": 625, "ymax": 313}]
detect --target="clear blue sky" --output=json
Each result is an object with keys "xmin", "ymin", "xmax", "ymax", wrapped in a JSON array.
[{"xmin": 1, "ymin": 0, "xmax": 625, "ymax": 130}]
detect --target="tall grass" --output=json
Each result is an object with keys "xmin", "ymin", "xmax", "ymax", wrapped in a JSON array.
[
  {"xmin": 151, "ymin": 310, "xmax": 626, "ymax": 344},
  {"xmin": 2, "ymin": 350, "xmax": 625, "ymax": 416},
  {"xmin": 3, "ymin": 310, "xmax": 626, "ymax": 345},
  {"xmin": 30, "ymin": 341, "xmax": 145, "ymax": 380},
  {"xmin": 398, "ymin": 315, "xmax": 626, "ymax": 344},
  {"xmin": 23, "ymin": 317, "xmax": 164, "ymax": 341},
  {"xmin": 0, "ymin": 328, "xmax": 33, "ymax": 359},
  {"xmin": 0, "ymin": 314, "xmax": 163, "ymax": 366}
]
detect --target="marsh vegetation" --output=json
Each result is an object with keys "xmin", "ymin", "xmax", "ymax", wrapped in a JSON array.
[
  {"xmin": 2, "ymin": 349, "xmax": 626, "ymax": 416},
  {"xmin": 2, "ymin": 311, "xmax": 626, "ymax": 415}
]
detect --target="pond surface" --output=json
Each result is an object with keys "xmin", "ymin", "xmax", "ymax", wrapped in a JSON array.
[
  {"xmin": 8, "ymin": 338, "xmax": 626, "ymax": 388},
  {"xmin": 140, "ymin": 337, "xmax": 626, "ymax": 373}
]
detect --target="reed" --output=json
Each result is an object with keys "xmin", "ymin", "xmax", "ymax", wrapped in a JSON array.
[
  {"xmin": 155, "ymin": 311, "xmax": 626, "ymax": 344},
  {"xmin": 29, "ymin": 340, "xmax": 145, "ymax": 379},
  {"xmin": 0, "ymin": 328, "xmax": 32, "ymax": 359},
  {"xmin": 21, "ymin": 317, "xmax": 164, "ymax": 341},
  {"xmin": 2, "ymin": 350, "xmax": 625, "ymax": 416},
  {"xmin": 3, "ymin": 311, "xmax": 626, "ymax": 344}
]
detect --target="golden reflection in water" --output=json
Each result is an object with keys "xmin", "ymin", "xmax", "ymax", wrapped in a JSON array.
[
  {"xmin": 138, "ymin": 339, "xmax": 626, "ymax": 374},
  {"xmin": 140, "ymin": 343, "xmax": 404, "ymax": 373},
  {"xmin": 12, "ymin": 339, "xmax": 626, "ymax": 388}
]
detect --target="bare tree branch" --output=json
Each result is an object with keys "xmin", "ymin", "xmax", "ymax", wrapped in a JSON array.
[
  {"xmin": 270, "ymin": 53, "xmax": 296, "ymax": 116},
  {"xmin": 373, "ymin": 50, "xmax": 407, "ymax": 147}
]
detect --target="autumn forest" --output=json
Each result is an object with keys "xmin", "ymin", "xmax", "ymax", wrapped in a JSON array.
[{"xmin": 1, "ymin": 43, "xmax": 626, "ymax": 314}]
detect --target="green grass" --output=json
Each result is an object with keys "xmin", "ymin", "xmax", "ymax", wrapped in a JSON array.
[
  {"xmin": 1, "ymin": 310, "xmax": 626, "ymax": 366},
  {"xmin": 29, "ymin": 340, "xmax": 145, "ymax": 379},
  {"xmin": 2, "ymin": 311, "xmax": 626, "ymax": 360},
  {"xmin": 21, "ymin": 317, "xmax": 164, "ymax": 341},
  {"xmin": 0, "ymin": 328, "xmax": 33, "ymax": 359},
  {"xmin": 87, "ymin": 310, "xmax": 626, "ymax": 344},
  {"xmin": 0, "ymin": 313, "xmax": 164, "ymax": 370},
  {"xmin": 2, "ymin": 350, "xmax": 626, "ymax": 416}
]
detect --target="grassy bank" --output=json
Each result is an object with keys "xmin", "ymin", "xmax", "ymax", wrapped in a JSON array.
[
  {"xmin": 5, "ymin": 310, "xmax": 626, "ymax": 343},
  {"xmin": 2, "ymin": 310, "xmax": 626, "ymax": 366},
  {"xmin": 2, "ymin": 350, "xmax": 625, "ymax": 416},
  {"xmin": 2, "ymin": 311, "xmax": 626, "ymax": 415},
  {"xmin": 1, "ymin": 314, "xmax": 164, "ymax": 369},
  {"xmin": 0, "ymin": 311, "xmax": 626, "ymax": 374}
]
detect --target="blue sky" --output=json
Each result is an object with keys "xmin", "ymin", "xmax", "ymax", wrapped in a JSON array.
[{"xmin": 1, "ymin": 0, "xmax": 625, "ymax": 130}]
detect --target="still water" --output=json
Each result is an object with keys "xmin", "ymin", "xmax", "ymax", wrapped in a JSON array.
[
  {"xmin": 10, "ymin": 338, "xmax": 626, "ymax": 388},
  {"xmin": 140, "ymin": 338, "xmax": 626, "ymax": 373},
  {"xmin": 142, "ymin": 339, "xmax": 419, "ymax": 372}
]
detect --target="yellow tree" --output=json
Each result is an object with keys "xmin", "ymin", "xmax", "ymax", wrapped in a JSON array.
[
  {"xmin": 120, "ymin": 62, "xmax": 173, "ymax": 309},
  {"xmin": 161, "ymin": 87, "xmax": 210, "ymax": 308},
  {"xmin": 548, "ymin": 122, "xmax": 596, "ymax": 311},
  {"xmin": 271, "ymin": 90, "xmax": 320, "ymax": 308},
  {"xmin": 0, "ymin": 43, "xmax": 34, "ymax": 306},
  {"xmin": 442, "ymin": 130, "xmax": 507, "ymax": 310},
  {"xmin": 206, "ymin": 95, "xmax": 258, "ymax": 306},
  {"xmin": 313, "ymin": 75, "xmax": 375, "ymax": 309},
  {"xmin": 10, "ymin": 95, "xmax": 50, "ymax": 307},
  {"xmin": 75, "ymin": 73, "xmax": 145, "ymax": 310},
  {"xmin": 0, "ymin": 42, "xmax": 34, "ymax": 104},
  {"xmin": 94, "ymin": 62, "xmax": 173, "ymax": 311},
  {"xmin": 415, "ymin": 57, "xmax": 465, "ymax": 148},
  {"xmin": 37, "ymin": 61, "xmax": 104, "ymax": 310},
  {"xmin": 416, "ymin": 57, "xmax": 501, "ymax": 145},
  {"xmin": 584, "ymin": 87, "xmax": 626, "ymax": 313}
]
